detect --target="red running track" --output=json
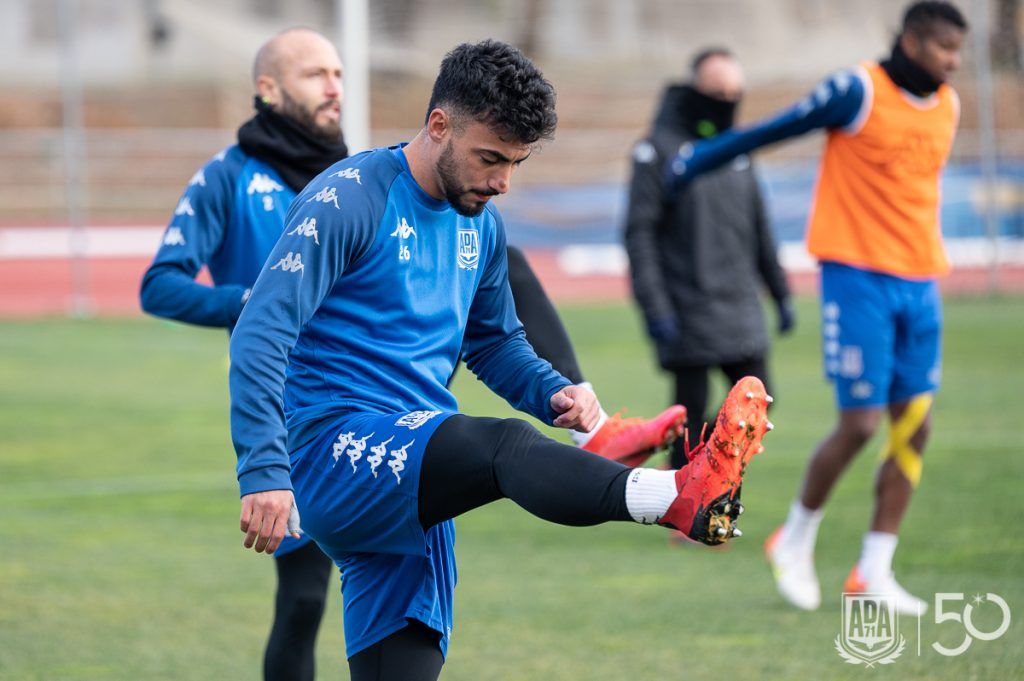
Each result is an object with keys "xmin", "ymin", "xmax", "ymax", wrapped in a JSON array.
[{"xmin": 1, "ymin": 252, "xmax": 1022, "ymax": 318}]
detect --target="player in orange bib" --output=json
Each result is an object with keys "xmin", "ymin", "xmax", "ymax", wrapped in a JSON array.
[{"xmin": 665, "ymin": 1, "xmax": 967, "ymax": 614}]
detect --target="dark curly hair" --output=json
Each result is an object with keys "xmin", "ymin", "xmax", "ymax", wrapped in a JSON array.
[
  {"xmin": 902, "ymin": 1, "xmax": 968, "ymax": 38},
  {"xmin": 426, "ymin": 40, "xmax": 557, "ymax": 144}
]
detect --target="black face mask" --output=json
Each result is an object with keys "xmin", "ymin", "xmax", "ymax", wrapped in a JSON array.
[
  {"xmin": 880, "ymin": 39, "xmax": 943, "ymax": 97},
  {"xmin": 680, "ymin": 84, "xmax": 738, "ymax": 138},
  {"xmin": 237, "ymin": 97, "xmax": 349, "ymax": 193}
]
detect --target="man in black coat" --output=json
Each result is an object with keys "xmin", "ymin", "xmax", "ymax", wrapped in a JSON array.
[{"xmin": 624, "ymin": 47, "xmax": 794, "ymax": 471}]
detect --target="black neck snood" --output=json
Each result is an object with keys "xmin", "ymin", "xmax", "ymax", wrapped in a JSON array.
[
  {"xmin": 237, "ymin": 97, "xmax": 349, "ymax": 192},
  {"xmin": 880, "ymin": 40, "xmax": 943, "ymax": 98},
  {"xmin": 679, "ymin": 85, "xmax": 738, "ymax": 139}
]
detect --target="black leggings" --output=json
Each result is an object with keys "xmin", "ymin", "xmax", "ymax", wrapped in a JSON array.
[
  {"xmin": 348, "ymin": 621, "xmax": 445, "ymax": 681},
  {"xmin": 348, "ymin": 416, "xmax": 631, "ymax": 681},
  {"xmin": 668, "ymin": 355, "xmax": 771, "ymax": 468},
  {"xmin": 418, "ymin": 414, "xmax": 632, "ymax": 531},
  {"xmin": 506, "ymin": 245, "xmax": 585, "ymax": 385},
  {"xmin": 263, "ymin": 540, "xmax": 333, "ymax": 681}
]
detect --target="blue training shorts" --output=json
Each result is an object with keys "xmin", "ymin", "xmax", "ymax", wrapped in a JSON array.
[
  {"xmin": 820, "ymin": 261, "xmax": 942, "ymax": 409},
  {"xmin": 289, "ymin": 409, "xmax": 457, "ymax": 659}
]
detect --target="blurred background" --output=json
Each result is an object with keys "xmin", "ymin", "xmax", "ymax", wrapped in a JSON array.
[
  {"xmin": 2, "ymin": 3, "xmax": 1023, "ymax": 680},
  {"xmin": 0, "ymin": 0, "xmax": 1021, "ymax": 315}
]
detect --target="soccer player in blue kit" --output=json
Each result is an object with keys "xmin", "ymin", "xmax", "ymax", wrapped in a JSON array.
[
  {"xmin": 229, "ymin": 40, "xmax": 772, "ymax": 680},
  {"xmin": 141, "ymin": 28, "xmax": 347, "ymax": 681},
  {"xmin": 142, "ymin": 28, "xmax": 686, "ymax": 680}
]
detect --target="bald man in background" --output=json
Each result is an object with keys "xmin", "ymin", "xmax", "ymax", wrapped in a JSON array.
[
  {"xmin": 141, "ymin": 28, "xmax": 346, "ymax": 680},
  {"xmin": 624, "ymin": 48, "xmax": 792, "ymax": 525}
]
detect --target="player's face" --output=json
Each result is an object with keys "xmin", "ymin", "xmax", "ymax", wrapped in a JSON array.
[
  {"xmin": 907, "ymin": 23, "xmax": 965, "ymax": 84},
  {"xmin": 435, "ymin": 121, "xmax": 531, "ymax": 217},
  {"xmin": 274, "ymin": 36, "xmax": 344, "ymax": 143}
]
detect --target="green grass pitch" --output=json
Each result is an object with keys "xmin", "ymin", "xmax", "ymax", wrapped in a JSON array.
[{"xmin": 1, "ymin": 296, "xmax": 1021, "ymax": 680}]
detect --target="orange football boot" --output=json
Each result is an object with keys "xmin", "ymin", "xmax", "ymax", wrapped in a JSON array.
[
  {"xmin": 582, "ymin": 404, "xmax": 687, "ymax": 467},
  {"xmin": 658, "ymin": 376, "xmax": 771, "ymax": 545}
]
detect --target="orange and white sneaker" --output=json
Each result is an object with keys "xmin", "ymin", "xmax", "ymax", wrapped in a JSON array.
[
  {"xmin": 582, "ymin": 405, "xmax": 687, "ymax": 468},
  {"xmin": 844, "ymin": 566, "xmax": 928, "ymax": 616},
  {"xmin": 658, "ymin": 376, "xmax": 771, "ymax": 545},
  {"xmin": 765, "ymin": 527, "xmax": 821, "ymax": 610}
]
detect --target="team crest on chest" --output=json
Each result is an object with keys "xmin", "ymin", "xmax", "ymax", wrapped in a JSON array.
[{"xmin": 457, "ymin": 228, "xmax": 480, "ymax": 270}]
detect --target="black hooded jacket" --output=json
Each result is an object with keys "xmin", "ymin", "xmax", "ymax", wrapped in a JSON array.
[{"xmin": 623, "ymin": 85, "xmax": 790, "ymax": 368}]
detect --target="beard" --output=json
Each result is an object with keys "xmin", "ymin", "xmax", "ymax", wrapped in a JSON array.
[
  {"xmin": 279, "ymin": 88, "xmax": 343, "ymax": 145},
  {"xmin": 436, "ymin": 140, "xmax": 497, "ymax": 217}
]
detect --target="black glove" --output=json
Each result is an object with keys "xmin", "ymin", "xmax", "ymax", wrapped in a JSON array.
[
  {"xmin": 647, "ymin": 315, "xmax": 682, "ymax": 344},
  {"xmin": 775, "ymin": 298, "xmax": 795, "ymax": 335}
]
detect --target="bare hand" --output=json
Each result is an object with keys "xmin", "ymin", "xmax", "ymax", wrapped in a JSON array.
[
  {"xmin": 239, "ymin": 490, "xmax": 301, "ymax": 554},
  {"xmin": 551, "ymin": 384, "xmax": 600, "ymax": 432}
]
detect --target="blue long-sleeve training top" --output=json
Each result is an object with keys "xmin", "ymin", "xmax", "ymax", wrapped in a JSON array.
[
  {"xmin": 229, "ymin": 145, "xmax": 572, "ymax": 496},
  {"xmin": 665, "ymin": 68, "xmax": 869, "ymax": 187},
  {"xmin": 139, "ymin": 145, "xmax": 296, "ymax": 328}
]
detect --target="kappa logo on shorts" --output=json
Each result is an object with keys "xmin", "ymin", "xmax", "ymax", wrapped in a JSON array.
[
  {"xmin": 331, "ymin": 431, "xmax": 356, "ymax": 468},
  {"xmin": 367, "ymin": 436, "xmax": 395, "ymax": 478},
  {"xmin": 388, "ymin": 441, "xmax": 414, "ymax": 484},
  {"xmin": 457, "ymin": 228, "xmax": 479, "ymax": 270},
  {"xmin": 395, "ymin": 410, "xmax": 442, "ymax": 430},
  {"xmin": 345, "ymin": 433, "xmax": 374, "ymax": 473},
  {"xmin": 840, "ymin": 346, "xmax": 864, "ymax": 379}
]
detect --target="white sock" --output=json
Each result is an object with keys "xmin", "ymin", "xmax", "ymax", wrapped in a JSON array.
[
  {"xmin": 858, "ymin": 532, "xmax": 898, "ymax": 583},
  {"xmin": 569, "ymin": 382, "xmax": 608, "ymax": 446},
  {"xmin": 778, "ymin": 500, "xmax": 824, "ymax": 555},
  {"xmin": 624, "ymin": 468, "xmax": 678, "ymax": 524}
]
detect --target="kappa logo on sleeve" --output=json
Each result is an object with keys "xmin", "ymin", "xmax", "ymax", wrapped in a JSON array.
[
  {"xmin": 307, "ymin": 186, "xmax": 340, "ymax": 209},
  {"xmin": 188, "ymin": 168, "xmax": 205, "ymax": 187},
  {"xmin": 330, "ymin": 167, "xmax": 362, "ymax": 184},
  {"xmin": 174, "ymin": 197, "xmax": 195, "ymax": 217},
  {"xmin": 270, "ymin": 252, "xmax": 304, "ymax": 274},
  {"xmin": 162, "ymin": 226, "xmax": 186, "ymax": 246},
  {"xmin": 287, "ymin": 217, "xmax": 320, "ymax": 245}
]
